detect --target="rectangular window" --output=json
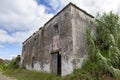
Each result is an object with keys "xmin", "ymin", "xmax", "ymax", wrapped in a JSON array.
[{"xmin": 54, "ymin": 24, "xmax": 59, "ymax": 35}]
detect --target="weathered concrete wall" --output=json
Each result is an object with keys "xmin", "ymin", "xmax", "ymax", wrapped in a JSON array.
[
  {"xmin": 21, "ymin": 31, "xmax": 40, "ymax": 70},
  {"xmin": 71, "ymin": 5, "xmax": 94, "ymax": 69},
  {"xmin": 43, "ymin": 5, "xmax": 73, "ymax": 76},
  {"xmin": 21, "ymin": 4, "xmax": 73, "ymax": 76},
  {"xmin": 21, "ymin": 3, "xmax": 95, "ymax": 76}
]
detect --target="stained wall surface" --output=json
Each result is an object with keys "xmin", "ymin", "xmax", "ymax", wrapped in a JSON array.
[
  {"xmin": 21, "ymin": 3, "xmax": 94, "ymax": 76},
  {"xmin": 71, "ymin": 5, "xmax": 94, "ymax": 69},
  {"xmin": 21, "ymin": 4, "xmax": 73, "ymax": 76}
]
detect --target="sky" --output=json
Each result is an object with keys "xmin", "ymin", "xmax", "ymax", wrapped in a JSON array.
[{"xmin": 0, "ymin": 0, "xmax": 120, "ymax": 60}]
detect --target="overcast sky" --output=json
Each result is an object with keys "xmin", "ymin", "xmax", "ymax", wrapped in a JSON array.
[{"xmin": 0, "ymin": 0, "xmax": 120, "ymax": 60}]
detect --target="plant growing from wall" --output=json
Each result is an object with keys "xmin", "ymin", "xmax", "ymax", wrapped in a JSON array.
[{"xmin": 87, "ymin": 12, "xmax": 120, "ymax": 79}]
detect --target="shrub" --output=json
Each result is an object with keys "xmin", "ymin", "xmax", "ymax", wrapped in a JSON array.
[{"xmin": 2, "ymin": 55, "xmax": 21, "ymax": 70}]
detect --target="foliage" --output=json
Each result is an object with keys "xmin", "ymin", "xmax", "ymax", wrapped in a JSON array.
[
  {"xmin": 87, "ymin": 12, "xmax": 120, "ymax": 79},
  {"xmin": 0, "ymin": 58, "xmax": 4, "ymax": 65},
  {"xmin": 4, "ymin": 59, "xmax": 11, "ymax": 65},
  {"xmin": 63, "ymin": 60, "xmax": 102, "ymax": 80},
  {"xmin": 2, "ymin": 55, "xmax": 21, "ymax": 70}
]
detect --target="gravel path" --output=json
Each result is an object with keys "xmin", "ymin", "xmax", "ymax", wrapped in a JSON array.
[{"xmin": 0, "ymin": 72, "xmax": 15, "ymax": 80}]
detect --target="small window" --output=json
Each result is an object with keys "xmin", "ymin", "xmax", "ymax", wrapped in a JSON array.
[
  {"xmin": 34, "ymin": 38, "xmax": 36, "ymax": 41},
  {"xmin": 54, "ymin": 24, "xmax": 59, "ymax": 35}
]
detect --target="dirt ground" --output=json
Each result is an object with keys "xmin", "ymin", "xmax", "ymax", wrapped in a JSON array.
[{"xmin": 0, "ymin": 72, "xmax": 15, "ymax": 80}]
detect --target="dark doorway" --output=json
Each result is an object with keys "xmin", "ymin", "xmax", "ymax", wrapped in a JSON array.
[
  {"xmin": 57, "ymin": 53, "xmax": 61, "ymax": 75},
  {"xmin": 51, "ymin": 52, "xmax": 61, "ymax": 76},
  {"xmin": 31, "ymin": 57, "xmax": 35, "ymax": 68}
]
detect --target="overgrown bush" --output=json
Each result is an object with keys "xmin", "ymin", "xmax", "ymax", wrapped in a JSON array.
[
  {"xmin": 87, "ymin": 12, "xmax": 120, "ymax": 79},
  {"xmin": 2, "ymin": 55, "xmax": 21, "ymax": 70}
]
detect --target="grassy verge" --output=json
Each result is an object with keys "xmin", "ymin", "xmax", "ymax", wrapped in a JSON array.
[
  {"xmin": 3, "ymin": 68, "xmax": 62, "ymax": 80},
  {"xmin": 2, "ymin": 62, "xmax": 115, "ymax": 80},
  {"xmin": 1, "ymin": 55, "xmax": 115, "ymax": 80}
]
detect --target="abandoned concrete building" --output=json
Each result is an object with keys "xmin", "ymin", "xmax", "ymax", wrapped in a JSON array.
[{"xmin": 21, "ymin": 3, "xmax": 94, "ymax": 76}]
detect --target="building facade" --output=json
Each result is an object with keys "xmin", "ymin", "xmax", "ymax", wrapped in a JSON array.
[{"xmin": 21, "ymin": 3, "xmax": 94, "ymax": 76}]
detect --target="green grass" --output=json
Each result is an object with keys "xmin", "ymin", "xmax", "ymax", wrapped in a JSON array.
[
  {"xmin": 3, "ymin": 69, "xmax": 62, "ymax": 80},
  {"xmin": 2, "ymin": 60, "xmax": 101, "ymax": 80},
  {"xmin": 1, "ymin": 59, "xmax": 115, "ymax": 80}
]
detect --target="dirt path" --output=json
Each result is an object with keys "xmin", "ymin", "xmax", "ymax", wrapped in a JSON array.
[{"xmin": 0, "ymin": 72, "xmax": 15, "ymax": 80}]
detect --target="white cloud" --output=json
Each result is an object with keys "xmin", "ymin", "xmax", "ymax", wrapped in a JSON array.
[
  {"xmin": 0, "ymin": 0, "xmax": 54, "ymax": 44},
  {"xmin": 0, "ymin": 29, "xmax": 14, "ymax": 43},
  {"xmin": 0, "ymin": 53, "xmax": 19, "ymax": 60},
  {"xmin": 0, "ymin": 0, "xmax": 120, "ymax": 60},
  {"xmin": 69, "ymin": 0, "xmax": 120, "ymax": 15},
  {"xmin": 0, "ymin": 29, "xmax": 33, "ymax": 43},
  {"xmin": 0, "ymin": 0, "xmax": 53, "ymax": 31},
  {"xmin": 49, "ymin": 0, "xmax": 120, "ymax": 16},
  {"xmin": 0, "ymin": 0, "xmax": 120, "ymax": 44}
]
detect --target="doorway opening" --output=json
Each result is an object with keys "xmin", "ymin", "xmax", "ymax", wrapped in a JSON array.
[
  {"xmin": 51, "ymin": 52, "xmax": 61, "ymax": 76},
  {"xmin": 31, "ymin": 56, "xmax": 35, "ymax": 68}
]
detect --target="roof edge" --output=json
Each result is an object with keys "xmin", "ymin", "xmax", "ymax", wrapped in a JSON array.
[
  {"xmin": 22, "ymin": 2, "xmax": 94, "ymax": 45},
  {"xmin": 70, "ymin": 3, "xmax": 94, "ymax": 18},
  {"xmin": 44, "ymin": 2, "xmax": 94, "ymax": 26}
]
